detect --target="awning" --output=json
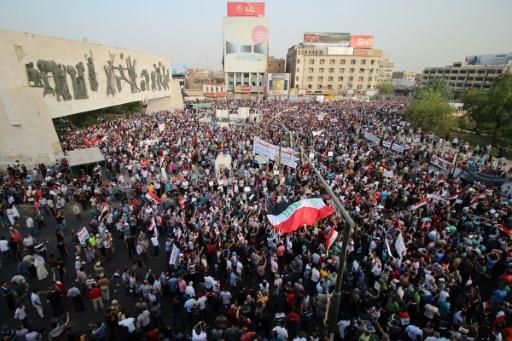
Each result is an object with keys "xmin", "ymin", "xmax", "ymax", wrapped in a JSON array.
[{"xmin": 66, "ymin": 147, "xmax": 105, "ymax": 167}]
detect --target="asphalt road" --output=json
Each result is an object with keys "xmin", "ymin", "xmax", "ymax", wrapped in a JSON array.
[{"xmin": 0, "ymin": 204, "xmax": 173, "ymax": 336}]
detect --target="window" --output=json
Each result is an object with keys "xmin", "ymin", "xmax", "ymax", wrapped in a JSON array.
[
  {"xmin": 340, "ymin": 59, "xmax": 346, "ymax": 64},
  {"xmin": 367, "ymin": 85, "xmax": 372, "ymax": 89},
  {"xmin": 339, "ymin": 68, "xmax": 345, "ymax": 73},
  {"xmin": 359, "ymin": 68, "xmax": 365, "ymax": 73},
  {"xmin": 296, "ymin": 76, "xmax": 299, "ymax": 81},
  {"xmin": 369, "ymin": 68, "xmax": 374, "ymax": 73},
  {"xmin": 361, "ymin": 60, "xmax": 366, "ymax": 65},
  {"xmin": 319, "ymin": 68, "xmax": 324, "ymax": 73},
  {"xmin": 338, "ymin": 84, "xmax": 343, "ymax": 89},
  {"xmin": 338, "ymin": 76, "xmax": 343, "ymax": 81},
  {"xmin": 370, "ymin": 60, "xmax": 375, "ymax": 65},
  {"xmin": 348, "ymin": 76, "xmax": 353, "ymax": 81},
  {"xmin": 330, "ymin": 59, "xmax": 336, "ymax": 65},
  {"xmin": 318, "ymin": 76, "xmax": 323, "ymax": 81},
  {"xmin": 307, "ymin": 84, "xmax": 312, "ymax": 89},
  {"xmin": 350, "ymin": 59, "xmax": 356, "ymax": 64},
  {"xmin": 307, "ymin": 76, "xmax": 313, "ymax": 81},
  {"xmin": 327, "ymin": 84, "xmax": 332, "ymax": 89},
  {"xmin": 368, "ymin": 77, "xmax": 372, "ymax": 81},
  {"xmin": 317, "ymin": 84, "xmax": 323, "ymax": 89},
  {"xmin": 350, "ymin": 68, "xmax": 355, "ymax": 73},
  {"xmin": 297, "ymin": 59, "xmax": 301, "ymax": 64},
  {"xmin": 358, "ymin": 77, "xmax": 364, "ymax": 81},
  {"xmin": 308, "ymin": 68, "xmax": 314, "ymax": 73},
  {"xmin": 320, "ymin": 59, "xmax": 325, "ymax": 65},
  {"xmin": 296, "ymin": 67, "xmax": 300, "ymax": 72},
  {"xmin": 309, "ymin": 59, "xmax": 315, "ymax": 65},
  {"xmin": 329, "ymin": 68, "xmax": 334, "ymax": 73},
  {"xmin": 328, "ymin": 76, "xmax": 333, "ymax": 81},
  {"xmin": 357, "ymin": 85, "xmax": 363, "ymax": 89}
]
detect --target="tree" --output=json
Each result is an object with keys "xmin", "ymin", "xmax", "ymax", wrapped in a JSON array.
[
  {"xmin": 485, "ymin": 75, "xmax": 512, "ymax": 145},
  {"xmin": 425, "ymin": 78, "xmax": 451, "ymax": 100},
  {"xmin": 461, "ymin": 88, "xmax": 488, "ymax": 132},
  {"xmin": 406, "ymin": 89, "xmax": 455, "ymax": 134},
  {"xmin": 377, "ymin": 82, "xmax": 393, "ymax": 96}
]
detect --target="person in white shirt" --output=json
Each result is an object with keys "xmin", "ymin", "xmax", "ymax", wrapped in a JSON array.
[
  {"xmin": 405, "ymin": 324, "xmax": 423, "ymax": 340},
  {"xmin": 272, "ymin": 325, "xmax": 288, "ymax": 340},
  {"xmin": 118, "ymin": 317, "xmax": 136, "ymax": 333},
  {"xmin": 31, "ymin": 289, "xmax": 44, "ymax": 318},
  {"xmin": 191, "ymin": 321, "xmax": 207, "ymax": 341},
  {"xmin": 0, "ymin": 236, "xmax": 9, "ymax": 261},
  {"xmin": 14, "ymin": 303, "xmax": 27, "ymax": 326}
]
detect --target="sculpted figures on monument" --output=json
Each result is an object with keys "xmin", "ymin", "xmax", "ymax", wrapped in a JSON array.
[
  {"xmin": 161, "ymin": 65, "xmax": 170, "ymax": 90},
  {"xmin": 26, "ymin": 62, "xmax": 43, "ymax": 87},
  {"xmin": 140, "ymin": 69, "xmax": 150, "ymax": 91},
  {"xmin": 36, "ymin": 60, "xmax": 55, "ymax": 96},
  {"xmin": 67, "ymin": 62, "xmax": 88, "ymax": 100},
  {"xmin": 104, "ymin": 57, "xmax": 117, "ymax": 97},
  {"xmin": 155, "ymin": 62, "xmax": 163, "ymax": 91},
  {"xmin": 150, "ymin": 69, "xmax": 157, "ymax": 91},
  {"xmin": 54, "ymin": 63, "xmax": 72, "ymax": 101},
  {"xmin": 86, "ymin": 51, "xmax": 99, "ymax": 92}
]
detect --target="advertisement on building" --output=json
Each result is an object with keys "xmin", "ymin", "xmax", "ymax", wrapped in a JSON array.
[
  {"xmin": 303, "ymin": 32, "xmax": 350, "ymax": 45},
  {"xmin": 267, "ymin": 73, "xmax": 290, "ymax": 95},
  {"xmin": 224, "ymin": 16, "xmax": 268, "ymax": 73},
  {"xmin": 327, "ymin": 47, "xmax": 354, "ymax": 56},
  {"xmin": 171, "ymin": 64, "xmax": 188, "ymax": 76},
  {"xmin": 353, "ymin": 48, "xmax": 383, "ymax": 57},
  {"xmin": 350, "ymin": 35, "xmax": 374, "ymax": 49},
  {"xmin": 227, "ymin": 2, "xmax": 265, "ymax": 17}
]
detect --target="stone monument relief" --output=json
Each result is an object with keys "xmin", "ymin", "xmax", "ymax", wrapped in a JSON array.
[{"xmin": 25, "ymin": 51, "xmax": 170, "ymax": 101}]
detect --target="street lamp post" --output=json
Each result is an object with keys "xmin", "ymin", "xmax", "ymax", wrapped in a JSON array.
[{"xmin": 280, "ymin": 123, "xmax": 356, "ymax": 337}]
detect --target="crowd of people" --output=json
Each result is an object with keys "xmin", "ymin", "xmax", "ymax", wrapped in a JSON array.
[{"xmin": 0, "ymin": 98, "xmax": 511, "ymax": 340}]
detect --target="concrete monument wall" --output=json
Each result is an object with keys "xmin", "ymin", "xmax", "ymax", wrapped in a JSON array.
[{"xmin": 0, "ymin": 29, "xmax": 183, "ymax": 168}]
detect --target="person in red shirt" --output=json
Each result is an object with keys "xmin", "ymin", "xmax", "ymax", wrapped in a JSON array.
[{"xmin": 88, "ymin": 284, "xmax": 104, "ymax": 311}]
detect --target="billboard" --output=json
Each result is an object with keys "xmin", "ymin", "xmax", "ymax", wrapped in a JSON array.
[
  {"xmin": 350, "ymin": 35, "xmax": 374, "ymax": 49},
  {"xmin": 224, "ymin": 17, "xmax": 268, "ymax": 73},
  {"xmin": 327, "ymin": 47, "xmax": 354, "ymax": 56},
  {"xmin": 171, "ymin": 64, "xmax": 188, "ymax": 76},
  {"xmin": 227, "ymin": 2, "xmax": 265, "ymax": 17},
  {"xmin": 267, "ymin": 73, "xmax": 290, "ymax": 95},
  {"xmin": 303, "ymin": 32, "xmax": 350, "ymax": 45},
  {"xmin": 353, "ymin": 48, "xmax": 383, "ymax": 57}
]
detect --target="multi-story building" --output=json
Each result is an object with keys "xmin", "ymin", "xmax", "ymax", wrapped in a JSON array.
[
  {"xmin": 223, "ymin": 2, "xmax": 268, "ymax": 98},
  {"xmin": 267, "ymin": 56, "xmax": 286, "ymax": 73},
  {"xmin": 286, "ymin": 33, "xmax": 383, "ymax": 97},
  {"xmin": 422, "ymin": 53, "xmax": 512, "ymax": 94},
  {"xmin": 377, "ymin": 55, "xmax": 394, "ymax": 84},
  {"xmin": 392, "ymin": 71, "xmax": 416, "ymax": 81}
]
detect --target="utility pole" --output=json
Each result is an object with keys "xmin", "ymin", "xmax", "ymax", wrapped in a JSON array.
[{"xmin": 281, "ymin": 123, "xmax": 355, "ymax": 338}]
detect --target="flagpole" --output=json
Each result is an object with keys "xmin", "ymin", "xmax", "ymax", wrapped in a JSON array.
[{"xmin": 281, "ymin": 122, "xmax": 355, "ymax": 338}]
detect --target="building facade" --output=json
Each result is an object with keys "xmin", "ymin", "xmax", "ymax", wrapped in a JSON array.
[
  {"xmin": 223, "ymin": 3, "xmax": 268, "ymax": 98},
  {"xmin": 286, "ymin": 33, "xmax": 387, "ymax": 97},
  {"xmin": 267, "ymin": 56, "xmax": 285, "ymax": 73},
  {"xmin": 392, "ymin": 71, "xmax": 416, "ymax": 81},
  {"xmin": 377, "ymin": 55, "xmax": 394, "ymax": 84},
  {"xmin": 422, "ymin": 53, "xmax": 512, "ymax": 93}
]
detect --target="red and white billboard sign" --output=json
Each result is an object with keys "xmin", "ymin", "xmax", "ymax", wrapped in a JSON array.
[
  {"xmin": 227, "ymin": 2, "xmax": 265, "ymax": 17},
  {"xmin": 350, "ymin": 35, "xmax": 374, "ymax": 49}
]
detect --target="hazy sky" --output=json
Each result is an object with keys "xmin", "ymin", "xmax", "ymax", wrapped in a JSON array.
[{"xmin": 1, "ymin": 0, "xmax": 511, "ymax": 72}]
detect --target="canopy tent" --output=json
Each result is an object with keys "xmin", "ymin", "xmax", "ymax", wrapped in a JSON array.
[{"xmin": 66, "ymin": 147, "xmax": 105, "ymax": 167}]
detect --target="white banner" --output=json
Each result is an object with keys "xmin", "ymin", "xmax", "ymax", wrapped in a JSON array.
[
  {"xmin": 382, "ymin": 140, "xmax": 392, "ymax": 148},
  {"xmin": 395, "ymin": 233, "xmax": 407, "ymax": 258},
  {"xmin": 77, "ymin": 227, "xmax": 89, "ymax": 245},
  {"xmin": 169, "ymin": 245, "xmax": 180, "ymax": 266},
  {"xmin": 383, "ymin": 169, "xmax": 394, "ymax": 178},
  {"xmin": 312, "ymin": 130, "xmax": 324, "ymax": 137},
  {"xmin": 363, "ymin": 131, "xmax": 380, "ymax": 145},
  {"xmin": 253, "ymin": 137, "xmax": 298, "ymax": 168},
  {"xmin": 391, "ymin": 143, "xmax": 406, "ymax": 153},
  {"xmin": 158, "ymin": 123, "xmax": 165, "ymax": 133},
  {"xmin": 431, "ymin": 155, "xmax": 453, "ymax": 172}
]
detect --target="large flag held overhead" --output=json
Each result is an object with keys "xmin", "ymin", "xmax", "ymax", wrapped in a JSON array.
[{"xmin": 267, "ymin": 198, "xmax": 334, "ymax": 234}]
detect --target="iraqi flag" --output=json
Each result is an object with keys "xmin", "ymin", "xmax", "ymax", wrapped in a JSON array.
[
  {"xmin": 147, "ymin": 217, "xmax": 156, "ymax": 231},
  {"xmin": 145, "ymin": 191, "xmax": 161, "ymax": 204},
  {"xmin": 267, "ymin": 198, "xmax": 334, "ymax": 234},
  {"xmin": 326, "ymin": 228, "xmax": 339, "ymax": 251},
  {"xmin": 498, "ymin": 224, "xmax": 512, "ymax": 240},
  {"xmin": 98, "ymin": 202, "xmax": 109, "ymax": 222},
  {"xmin": 410, "ymin": 200, "xmax": 427, "ymax": 211}
]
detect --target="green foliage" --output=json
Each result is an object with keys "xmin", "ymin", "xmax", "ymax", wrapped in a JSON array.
[
  {"xmin": 425, "ymin": 78, "xmax": 451, "ymax": 100},
  {"xmin": 406, "ymin": 89, "xmax": 455, "ymax": 134},
  {"xmin": 461, "ymin": 75, "xmax": 512, "ymax": 147},
  {"xmin": 377, "ymin": 82, "xmax": 393, "ymax": 95}
]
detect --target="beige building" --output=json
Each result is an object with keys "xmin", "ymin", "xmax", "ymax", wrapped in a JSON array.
[
  {"xmin": 267, "ymin": 56, "xmax": 285, "ymax": 73},
  {"xmin": 377, "ymin": 55, "xmax": 394, "ymax": 84},
  {"xmin": 392, "ymin": 71, "xmax": 416, "ymax": 81},
  {"xmin": 286, "ymin": 43, "xmax": 383, "ymax": 97},
  {"xmin": 422, "ymin": 53, "xmax": 512, "ymax": 93}
]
